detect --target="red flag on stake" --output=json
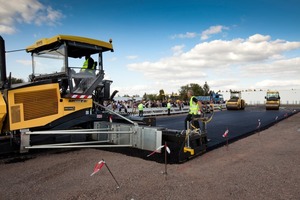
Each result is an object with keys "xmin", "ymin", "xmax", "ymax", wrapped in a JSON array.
[
  {"xmin": 222, "ymin": 129, "xmax": 229, "ymax": 138},
  {"xmin": 147, "ymin": 145, "xmax": 164, "ymax": 157},
  {"xmin": 109, "ymin": 115, "xmax": 113, "ymax": 123},
  {"xmin": 147, "ymin": 144, "xmax": 171, "ymax": 157},
  {"xmin": 90, "ymin": 160, "xmax": 105, "ymax": 176},
  {"xmin": 222, "ymin": 128, "xmax": 229, "ymax": 151},
  {"xmin": 165, "ymin": 146, "xmax": 171, "ymax": 154},
  {"xmin": 256, "ymin": 119, "xmax": 261, "ymax": 129}
]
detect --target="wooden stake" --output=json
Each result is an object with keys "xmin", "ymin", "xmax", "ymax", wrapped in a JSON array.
[
  {"xmin": 226, "ymin": 137, "xmax": 229, "ymax": 151},
  {"xmin": 104, "ymin": 160, "xmax": 120, "ymax": 189}
]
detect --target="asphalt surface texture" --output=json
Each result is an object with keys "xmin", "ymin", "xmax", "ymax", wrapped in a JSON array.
[{"xmin": 156, "ymin": 105, "xmax": 300, "ymax": 150}]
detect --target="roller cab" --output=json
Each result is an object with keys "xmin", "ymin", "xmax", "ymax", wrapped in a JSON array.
[
  {"xmin": 226, "ymin": 91, "xmax": 245, "ymax": 110},
  {"xmin": 265, "ymin": 91, "xmax": 280, "ymax": 110}
]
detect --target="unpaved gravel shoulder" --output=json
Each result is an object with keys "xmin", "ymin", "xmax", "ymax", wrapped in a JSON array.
[{"xmin": 0, "ymin": 113, "xmax": 299, "ymax": 200}]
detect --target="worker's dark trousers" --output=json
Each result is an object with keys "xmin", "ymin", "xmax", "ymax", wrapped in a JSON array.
[
  {"xmin": 139, "ymin": 110, "xmax": 143, "ymax": 117},
  {"xmin": 184, "ymin": 114, "xmax": 200, "ymax": 130}
]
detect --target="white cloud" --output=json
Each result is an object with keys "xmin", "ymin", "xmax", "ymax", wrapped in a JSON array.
[
  {"xmin": 170, "ymin": 25, "xmax": 228, "ymax": 41},
  {"xmin": 171, "ymin": 25, "xmax": 228, "ymax": 40},
  {"xmin": 113, "ymin": 84, "xmax": 156, "ymax": 96},
  {"xmin": 171, "ymin": 32, "xmax": 198, "ymax": 39},
  {"xmin": 0, "ymin": 0, "xmax": 63, "ymax": 34},
  {"xmin": 171, "ymin": 45, "xmax": 185, "ymax": 56},
  {"xmin": 0, "ymin": 25, "xmax": 15, "ymax": 34},
  {"xmin": 125, "ymin": 34, "xmax": 300, "ymax": 94},
  {"xmin": 126, "ymin": 55, "xmax": 138, "ymax": 60},
  {"xmin": 201, "ymin": 25, "xmax": 229, "ymax": 40},
  {"xmin": 241, "ymin": 57, "xmax": 300, "ymax": 79},
  {"xmin": 208, "ymin": 79, "xmax": 240, "ymax": 90},
  {"xmin": 255, "ymin": 79, "xmax": 300, "ymax": 88},
  {"xmin": 16, "ymin": 59, "xmax": 32, "ymax": 66},
  {"xmin": 248, "ymin": 34, "xmax": 271, "ymax": 43}
]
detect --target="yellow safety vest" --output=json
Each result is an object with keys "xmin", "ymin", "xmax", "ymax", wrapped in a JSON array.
[
  {"xmin": 167, "ymin": 102, "xmax": 171, "ymax": 109},
  {"xmin": 81, "ymin": 58, "xmax": 96, "ymax": 72},
  {"xmin": 138, "ymin": 103, "xmax": 143, "ymax": 110},
  {"xmin": 189, "ymin": 96, "xmax": 199, "ymax": 114}
]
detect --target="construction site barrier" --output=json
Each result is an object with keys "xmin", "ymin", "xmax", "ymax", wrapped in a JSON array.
[{"xmin": 116, "ymin": 104, "xmax": 226, "ymax": 116}]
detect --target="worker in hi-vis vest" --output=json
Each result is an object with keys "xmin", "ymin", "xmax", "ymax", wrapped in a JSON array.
[
  {"xmin": 75, "ymin": 54, "xmax": 97, "ymax": 89},
  {"xmin": 81, "ymin": 54, "xmax": 96, "ymax": 72},
  {"xmin": 138, "ymin": 102, "xmax": 144, "ymax": 117},
  {"xmin": 184, "ymin": 90, "xmax": 201, "ymax": 130},
  {"xmin": 167, "ymin": 100, "xmax": 171, "ymax": 115}
]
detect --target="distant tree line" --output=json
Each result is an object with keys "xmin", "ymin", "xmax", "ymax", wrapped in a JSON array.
[
  {"xmin": 11, "ymin": 77, "xmax": 24, "ymax": 84},
  {"xmin": 178, "ymin": 82, "xmax": 210, "ymax": 101},
  {"xmin": 125, "ymin": 81, "xmax": 212, "ymax": 101}
]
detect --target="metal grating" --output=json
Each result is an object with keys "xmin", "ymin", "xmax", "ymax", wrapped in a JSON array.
[{"xmin": 14, "ymin": 89, "xmax": 59, "ymax": 121}]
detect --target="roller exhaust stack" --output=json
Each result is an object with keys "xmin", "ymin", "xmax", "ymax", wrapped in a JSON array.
[{"xmin": 0, "ymin": 36, "xmax": 7, "ymax": 87}]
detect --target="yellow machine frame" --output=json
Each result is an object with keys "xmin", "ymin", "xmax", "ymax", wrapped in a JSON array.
[
  {"xmin": 4, "ymin": 83, "xmax": 92, "ymax": 131},
  {"xmin": 26, "ymin": 35, "xmax": 113, "ymax": 53},
  {"xmin": 1, "ymin": 34, "xmax": 114, "ymax": 133}
]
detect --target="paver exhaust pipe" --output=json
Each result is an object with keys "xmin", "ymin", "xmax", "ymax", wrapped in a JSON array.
[{"xmin": 0, "ymin": 36, "xmax": 7, "ymax": 87}]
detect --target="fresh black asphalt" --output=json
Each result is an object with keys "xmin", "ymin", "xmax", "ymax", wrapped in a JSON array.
[{"xmin": 156, "ymin": 106, "xmax": 299, "ymax": 150}]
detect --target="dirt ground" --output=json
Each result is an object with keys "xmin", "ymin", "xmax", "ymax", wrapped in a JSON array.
[{"xmin": 0, "ymin": 113, "xmax": 299, "ymax": 200}]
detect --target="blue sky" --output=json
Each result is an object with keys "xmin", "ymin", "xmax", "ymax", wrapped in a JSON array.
[{"xmin": 1, "ymin": 0, "xmax": 300, "ymax": 96}]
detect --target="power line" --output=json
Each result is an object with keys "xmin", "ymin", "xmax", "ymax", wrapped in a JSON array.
[{"xmin": 5, "ymin": 48, "xmax": 26, "ymax": 53}]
